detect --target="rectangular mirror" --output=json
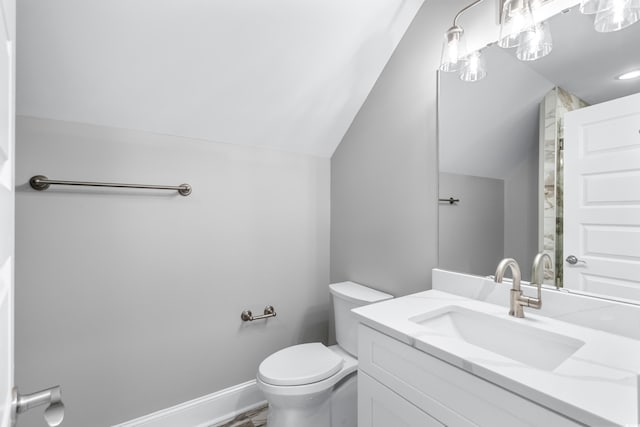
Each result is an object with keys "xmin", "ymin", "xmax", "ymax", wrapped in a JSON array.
[{"xmin": 438, "ymin": 5, "xmax": 640, "ymax": 302}]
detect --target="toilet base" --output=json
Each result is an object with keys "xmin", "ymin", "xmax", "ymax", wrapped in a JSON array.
[
  {"xmin": 265, "ymin": 373, "xmax": 357, "ymax": 427},
  {"xmin": 330, "ymin": 374, "xmax": 357, "ymax": 427}
]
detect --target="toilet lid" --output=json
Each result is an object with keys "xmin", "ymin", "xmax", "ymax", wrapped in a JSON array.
[{"xmin": 258, "ymin": 343, "xmax": 344, "ymax": 386}]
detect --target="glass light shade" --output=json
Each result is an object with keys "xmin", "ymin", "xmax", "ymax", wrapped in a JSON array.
[
  {"xmin": 499, "ymin": 0, "xmax": 536, "ymax": 48},
  {"xmin": 440, "ymin": 26, "xmax": 466, "ymax": 72},
  {"xmin": 516, "ymin": 20, "xmax": 553, "ymax": 61},
  {"xmin": 601, "ymin": 0, "xmax": 640, "ymax": 8},
  {"xmin": 580, "ymin": 0, "xmax": 604, "ymax": 14},
  {"xmin": 459, "ymin": 51, "xmax": 487, "ymax": 82},
  {"xmin": 594, "ymin": 0, "xmax": 640, "ymax": 32}
]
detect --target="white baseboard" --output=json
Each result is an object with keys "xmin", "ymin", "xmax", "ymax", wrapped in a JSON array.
[{"xmin": 112, "ymin": 380, "xmax": 266, "ymax": 427}]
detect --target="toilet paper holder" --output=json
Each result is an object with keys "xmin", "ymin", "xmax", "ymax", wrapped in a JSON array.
[
  {"xmin": 241, "ymin": 305, "xmax": 276, "ymax": 322},
  {"xmin": 11, "ymin": 385, "xmax": 64, "ymax": 427}
]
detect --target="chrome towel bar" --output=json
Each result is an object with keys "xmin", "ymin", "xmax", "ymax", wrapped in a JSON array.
[
  {"xmin": 241, "ymin": 305, "xmax": 276, "ymax": 322},
  {"xmin": 29, "ymin": 175, "xmax": 192, "ymax": 196}
]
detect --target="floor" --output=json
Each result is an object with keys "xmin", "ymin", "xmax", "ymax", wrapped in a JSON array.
[{"xmin": 213, "ymin": 404, "xmax": 268, "ymax": 427}]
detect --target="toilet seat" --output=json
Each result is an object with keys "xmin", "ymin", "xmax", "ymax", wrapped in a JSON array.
[
  {"xmin": 258, "ymin": 343, "xmax": 344, "ymax": 386},
  {"xmin": 257, "ymin": 345, "xmax": 358, "ymax": 399}
]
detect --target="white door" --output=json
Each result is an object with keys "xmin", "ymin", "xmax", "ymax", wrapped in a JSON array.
[
  {"xmin": 0, "ymin": 5, "xmax": 64, "ymax": 426},
  {"xmin": 564, "ymin": 92, "xmax": 640, "ymax": 301},
  {"xmin": 0, "ymin": 0, "xmax": 15, "ymax": 426}
]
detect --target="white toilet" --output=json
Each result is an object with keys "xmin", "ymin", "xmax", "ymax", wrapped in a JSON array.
[{"xmin": 256, "ymin": 282, "xmax": 393, "ymax": 427}]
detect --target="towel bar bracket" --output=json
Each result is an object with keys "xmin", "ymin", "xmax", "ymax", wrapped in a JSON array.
[{"xmin": 29, "ymin": 175, "xmax": 51, "ymax": 191}]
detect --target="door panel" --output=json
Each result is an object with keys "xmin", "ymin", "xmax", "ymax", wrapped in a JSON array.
[
  {"xmin": 564, "ymin": 92, "xmax": 640, "ymax": 301},
  {"xmin": 583, "ymin": 171, "xmax": 640, "ymax": 204}
]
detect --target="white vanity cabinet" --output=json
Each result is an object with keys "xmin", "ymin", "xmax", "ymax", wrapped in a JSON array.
[
  {"xmin": 357, "ymin": 324, "xmax": 584, "ymax": 427},
  {"xmin": 359, "ymin": 372, "xmax": 445, "ymax": 427}
]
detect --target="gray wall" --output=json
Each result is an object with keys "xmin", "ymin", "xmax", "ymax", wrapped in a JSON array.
[
  {"xmin": 504, "ymin": 142, "xmax": 539, "ymax": 281},
  {"xmin": 438, "ymin": 164, "xmax": 539, "ymax": 282},
  {"xmin": 439, "ymin": 173, "xmax": 504, "ymax": 277},
  {"xmin": 330, "ymin": 0, "xmax": 472, "ymax": 296},
  {"xmin": 15, "ymin": 116, "xmax": 330, "ymax": 427}
]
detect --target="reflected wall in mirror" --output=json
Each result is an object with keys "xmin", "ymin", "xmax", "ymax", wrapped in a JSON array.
[{"xmin": 438, "ymin": 6, "xmax": 640, "ymax": 300}]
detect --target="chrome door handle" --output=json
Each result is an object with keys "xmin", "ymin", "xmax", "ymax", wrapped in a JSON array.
[
  {"xmin": 566, "ymin": 255, "xmax": 586, "ymax": 265},
  {"xmin": 11, "ymin": 386, "xmax": 65, "ymax": 427}
]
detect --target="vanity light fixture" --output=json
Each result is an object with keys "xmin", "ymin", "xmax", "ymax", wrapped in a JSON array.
[
  {"xmin": 442, "ymin": 0, "xmax": 557, "ymax": 83},
  {"xmin": 459, "ymin": 50, "xmax": 488, "ymax": 82},
  {"xmin": 440, "ymin": 26, "xmax": 467, "ymax": 72},
  {"xmin": 450, "ymin": 0, "xmax": 640, "ymax": 83},
  {"xmin": 617, "ymin": 69, "xmax": 640, "ymax": 79},
  {"xmin": 579, "ymin": 0, "xmax": 604, "ymax": 14},
  {"xmin": 499, "ymin": 0, "xmax": 536, "ymax": 48},
  {"xmin": 440, "ymin": 0, "xmax": 486, "ymax": 78},
  {"xmin": 593, "ymin": 0, "xmax": 640, "ymax": 32},
  {"xmin": 498, "ymin": 0, "xmax": 554, "ymax": 62},
  {"xmin": 516, "ymin": 20, "xmax": 553, "ymax": 60}
]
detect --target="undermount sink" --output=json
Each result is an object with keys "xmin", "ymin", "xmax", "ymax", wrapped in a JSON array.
[{"xmin": 409, "ymin": 306, "xmax": 585, "ymax": 371}]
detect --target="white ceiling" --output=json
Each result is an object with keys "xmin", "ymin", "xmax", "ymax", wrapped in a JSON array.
[{"xmin": 16, "ymin": 0, "xmax": 424, "ymax": 157}]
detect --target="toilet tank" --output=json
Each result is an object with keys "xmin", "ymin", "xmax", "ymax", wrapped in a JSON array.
[{"xmin": 329, "ymin": 282, "xmax": 393, "ymax": 357}]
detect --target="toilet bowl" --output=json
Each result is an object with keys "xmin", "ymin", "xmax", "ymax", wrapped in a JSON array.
[{"xmin": 257, "ymin": 282, "xmax": 393, "ymax": 427}]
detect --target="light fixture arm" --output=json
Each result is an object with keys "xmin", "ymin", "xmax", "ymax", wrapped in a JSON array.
[{"xmin": 453, "ymin": 0, "xmax": 487, "ymax": 26}]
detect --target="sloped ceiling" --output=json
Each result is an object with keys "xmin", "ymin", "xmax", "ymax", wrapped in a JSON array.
[
  {"xmin": 439, "ymin": 46, "xmax": 554, "ymax": 180},
  {"xmin": 525, "ymin": 7, "xmax": 640, "ymax": 105},
  {"xmin": 16, "ymin": 0, "xmax": 424, "ymax": 157}
]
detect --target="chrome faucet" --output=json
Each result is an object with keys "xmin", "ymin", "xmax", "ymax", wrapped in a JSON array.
[
  {"xmin": 494, "ymin": 258, "xmax": 542, "ymax": 318},
  {"xmin": 531, "ymin": 252, "xmax": 553, "ymax": 289}
]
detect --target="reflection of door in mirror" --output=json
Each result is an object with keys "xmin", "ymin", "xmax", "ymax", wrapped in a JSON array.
[{"xmin": 563, "ymin": 92, "xmax": 640, "ymax": 301}]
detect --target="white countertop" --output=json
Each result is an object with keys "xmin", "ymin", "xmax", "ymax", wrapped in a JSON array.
[{"xmin": 352, "ymin": 289, "xmax": 640, "ymax": 426}]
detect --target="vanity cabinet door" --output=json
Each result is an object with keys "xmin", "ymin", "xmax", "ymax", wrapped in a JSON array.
[{"xmin": 358, "ymin": 371, "xmax": 445, "ymax": 427}]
